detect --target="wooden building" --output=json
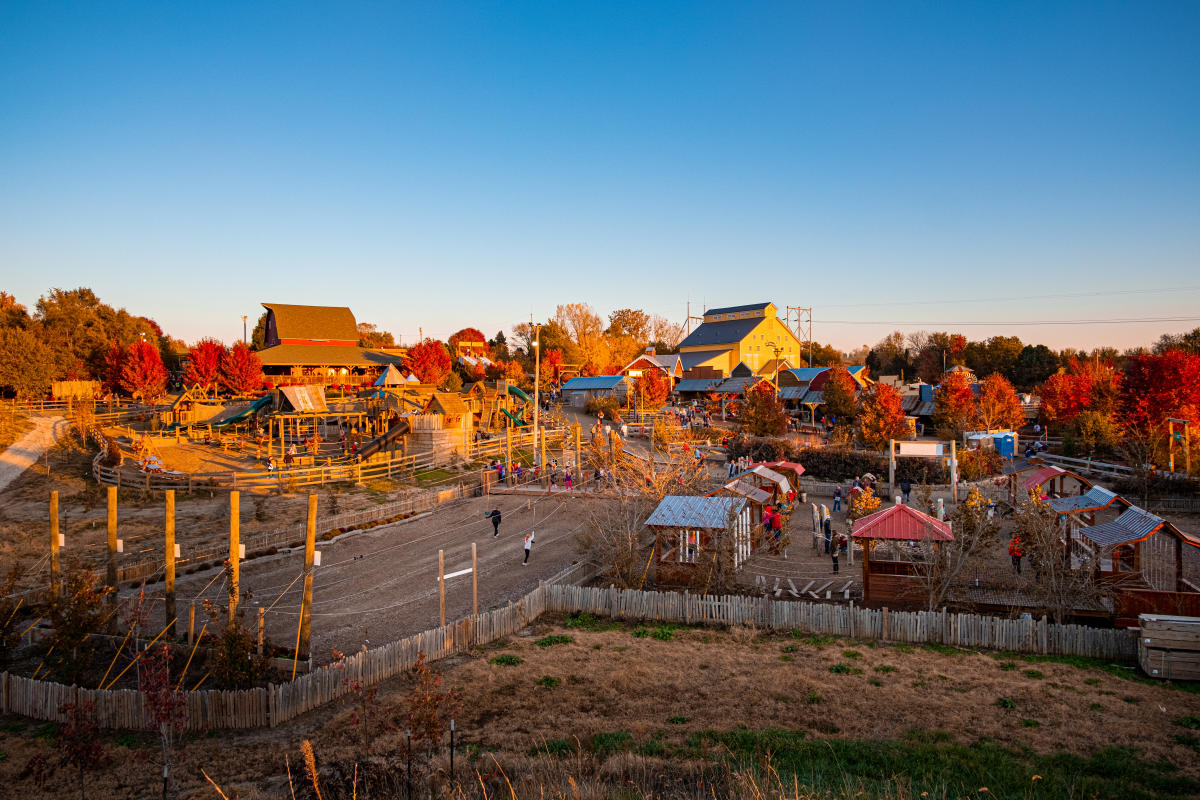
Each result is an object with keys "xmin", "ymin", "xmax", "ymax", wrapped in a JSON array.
[
  {"xmin": 255, "ymin": 303, "xmax": 403, "ymax": 386},
  {"xmin": 647, "ymin": 495, "xmax": 752, "ymax": 587},
  {"xmin": 851, "ymin": 503, "xmax": 954, "ymax": 606},
  {"xmin": 676, "ymin": 302, "xmax": 805, "ymax": 380},
  {"xmin": 620, "ymin": 348, "xmax": 683, "ymax": 385},
  {"xmin": 561, "ymin": 376, "xmax": 631, "ymax": 408}
]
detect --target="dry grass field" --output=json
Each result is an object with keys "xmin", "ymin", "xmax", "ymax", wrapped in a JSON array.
[{"xmin": 2, "ymin": 614, "xmax": 1198, "ymax": 799}]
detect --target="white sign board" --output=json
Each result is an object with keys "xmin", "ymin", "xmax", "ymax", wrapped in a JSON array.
[{"xmin": 897, "ymin": 441, "xmax": 944, "ymax": 457}]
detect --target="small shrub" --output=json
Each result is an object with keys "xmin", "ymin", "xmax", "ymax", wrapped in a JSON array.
[
  {"xmin": 997, "ymin": 697, "xmax": 1016, "ymax": 709},
  {"xmin": 779, "ymin": 655, "xmax": 794, "ymax": 662},
  {"xmin": 489, "ymin": 655, "xmax": 522, "ymax": 666},
  {"xmin": 1023, "ymin": 669, "xmax": 1044, "ymax": 680},
  {"xmin": 639, "ymin": 736, "xmax": 667, "ymax": 757},
  {"xmin": 806, "ymin": 691, "xmax": 823, "ymax": 704},
  {"xmin": 536, "ymin": 676, "xmax": 561, "ymax": 688},
  {"xmin": 1122, "ymin": 696, "xmax": 1141, "ymax": 704},
  {"xmin": 534, "ymin": 635, "xmax": 572, "ymax": 648},
  {"xmin": 1173, "ymin": 734, "xmax": 1200, "ymax": 753},
  {"xmin": 842, "ymin": 650, "xmax": 863, "ymax": 660},
  {"xmin": 874, "ymin": 665, "xmax": 896, "ymax": 674},
  {"xmin": 775, "ymin": 694, "xmax": 792, "ymax": 704},
  {"xmin": 651, "ymin": 625, "xmax": 676, "ymax": 642},
  {"xmin": 1021, "ymin": 718, "xmax": 1041, "ymax": 728},
  {"xmin": 1089, "ymin": 702, "xmax": 1104, "ymax": 711},
  {"xmin": 592, "ymin": 730, "xmax": 634, "ymax": 756},
  {"xmin": 869, "ymin": 678, "xmax": 883, "ymax": 687},
  {"xmin": 780, "ymin": 644, "xmax": 798, "ymax": 653},
  {"xmin": 1177, "ymin": 715, "xmax": 1200, "ymax": 730},
  {"xmin": 829, "ymin": 663, "xmax": 862, "ymax": 675},
  {"xmin": 1084, "ymin": 678, "xmax": 1103, "ymax": 686},
  {"xmin": 999, "ymin": 662, "xmax": 1017, "ymax": 671},
  {"xmin": 912, "ymin": 680, "xmax": 926, "ymax": 688},
  {"xmin": 530, "ymin": 738, "xmax": 574, "ymax": 757},
  {"xmin": 667, "ymin": 716, "xmax": 688, "ymax": 725},
  {"xmin": 792, "ymin": 630, "xmax": 835, "ymax": 647},
  {"xmin": 632, "ymin": 626, "xmax": 650, "ymax": 638}
]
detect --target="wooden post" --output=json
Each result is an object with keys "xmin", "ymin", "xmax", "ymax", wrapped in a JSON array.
[
  {"xmin": 950, "ymin": 440, "xmax": 958, "ymax": 504},
  {"xmin": 505, "ymin": 424, "xmax": 512, "ymax": 483},
  {"xmin": 257, "ymin": 608, "xmax": 265, "ymax": 655},
  {"xmin": 106, "ymin": 486, "xmax": 118, "ymax": 601},
  {"xmin": 165, "ymin": 489, "xmax": 176, "ymax": 637},
  {"xmin": 888, "ymin": 440, "xmax": 896, "ymax": 500},
  {"xmin": 229, "ymin": 490, "xmax": 240, "ymax": 624},
  {"xmin": 439, "ymin": 549, "xmax": 446, "ymax": 627},
  {"xmin": 188, "ymin": 603, "xmax": 195, "ymax": 645},
  {"xmin": 472, "ymin": 542, "xmax": 478, "ymax": 617},
  {"xmin": 297, "ymin": 493, "xmax": 317, "ymax": 661},
  {"xmin": 574, "ymin": 423, "xmax": 582, "ymax": 482},
  {"xmin": 49, "ymin": 490, "xmax": 60, "ymax": 599}
]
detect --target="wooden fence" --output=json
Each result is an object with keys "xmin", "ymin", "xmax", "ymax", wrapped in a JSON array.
[{"xmin": 0, "ymin": 577, "xmax": 1141, "ymax": 732}]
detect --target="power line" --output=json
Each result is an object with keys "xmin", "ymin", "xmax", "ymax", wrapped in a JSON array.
[
  {"xmin": 818, "ymin": 285, "xmax": 1200, "ymax": 309},
  {"xmin": 819, "ymin": 315, "xmax": 1200, "ymax": 327}
]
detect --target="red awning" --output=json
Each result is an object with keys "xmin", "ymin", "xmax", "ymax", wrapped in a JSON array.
[
  {"xmin": 1019, "ymin": 465, "xmax": 1066, "ymax": 491},
  {"xmin": 851, "ymin": 504, "xmax": 953, "ymax": 541}
]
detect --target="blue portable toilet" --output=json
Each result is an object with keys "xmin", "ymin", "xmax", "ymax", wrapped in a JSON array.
[{"xmin": 994, "ymin": 434, "xmax": 1015, "ymax": 459}]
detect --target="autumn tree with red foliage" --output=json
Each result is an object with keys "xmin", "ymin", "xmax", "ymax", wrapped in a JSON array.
[
  {"xmin": 141, "ymin": 644, "xmax": 187, "ymax": 798},
  {"xmin": 119, "ymin": 339, "xmax": 169, "ymax": 402},
  {"xmin": 103, "ymin": 342, "xmax": 126, "ymax": 394},
  {"xmin": 1118, "ymin": 350, "xmax": 1200, "ymax": 434},
  {"xmin": 741, "ymin": 380, "xmax": 787, "ymax": 436},
  {"xmin": 856, "ymin": 383, "xmax": 909, "ymax": 450},
  {"xmin": 1037, "ymin": 357, "xmax": 1120, "ymax": 428},
  {"xmin": 540, "ymin": 348, "xmax": 565, "ymax": 385},
  {"xmin": 976, "ymin": 373, "xmax": 1025, "ymax": 431},
  {"xmin": 932, "ymin": 370, "xmax": 976, "ymax": 437},
  {"xmin": 184, "ymin": 338, "xmax": 226, "ymax": 395},
  {"xmin": 821, "ymin": 367, "xmax": 860, "ymax": 425},
  {"xmin": 634, "ymin": 369, "xmax": 671, "ymax": 408},
  {"xmin": 447, "ymin": 327, "xmax": 487, "ymax": 355},
  {"xmin": 220, "ymin": 341, "xmax": 264, "ymax": 395},
  {"xmin": 407, "ymin": 339, "xmax": 452, "ymax": 385}
]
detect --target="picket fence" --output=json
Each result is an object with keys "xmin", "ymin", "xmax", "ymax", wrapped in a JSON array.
[{"xmin": 0, "ymin": 579, "xmax": 1139, "ymax": 732}]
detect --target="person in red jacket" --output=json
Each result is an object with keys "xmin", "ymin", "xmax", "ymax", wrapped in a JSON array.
[{"xmin": 1008, "ymin": 536, "xmax": 1024, "ymax": 575}]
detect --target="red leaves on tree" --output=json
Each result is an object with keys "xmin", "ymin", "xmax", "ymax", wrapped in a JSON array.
[
  {"xmin": 933, "ymin": 370, "xmax": 976, "ymax": 435},
  {"xmin": 103, "ymin": 342, "xmax": 126, "ymax": 394},
  {"xmin": 634, "ymin": 369, "xmax": 671, "ymax": 407},
  {"xmin": 741, "ymin": 380, "xmax": 787, "ymax": 436},
  {"xmin": 405, "ymin": 651, "xmax": 461, "ymax": 754},
  {"xmin": 407, "ymin": 339, "xmax": 452, "ymax": 385},
  {"xmin": 119, "ymin": 339, "xmax": 168, "ymax": 402},
  {"xmin": 1037, "ymin": 357, "xmax": 1120, "ymax": 426},
  {"xmin": 856, "ymin": 383, "xmax": 909, "ymax": 450},
  {"xmin": 977, "ymin": 373, "xmax": 1025, "ymax": 431},
  {"xmin": 447, "ymin": 327, "xmax": 487, "ymax": 353},
  {"xmin": 1118, "ymin": 350, "xmax": 1200, "ymax": 433},
  {"xmin": 541, "ymin": 348, "xmax": 565, "ymax": 382},
  {"xmin": 220, "ymin": 341, "xmax": 264, "ymax": 395},
  {"xmin": 184, "ymin": 338, "xmax": 226, "ymax": 394}
]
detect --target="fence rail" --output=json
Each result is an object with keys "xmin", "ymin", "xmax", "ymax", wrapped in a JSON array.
[
  {"xmin": 1034, "ymin": 452, "xmax": 1194, "ymax": 483},
  {"xmin": 0, "ymin": 580, "xmax": 1140, "ymax": 732}
]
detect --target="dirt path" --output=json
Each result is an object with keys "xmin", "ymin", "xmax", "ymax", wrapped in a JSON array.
[{"xmin": 0, "ymin": 414, "xmax": 67, "ymax": 495}]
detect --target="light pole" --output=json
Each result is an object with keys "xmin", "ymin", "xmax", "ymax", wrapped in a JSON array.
[
  {"xmin": 765, "ymin": 341, "xmax": 784, "ymax": 390},
  {"xmin": 242, "ymin": 315, "xmax": 248, "ymax": 345},
  {"xmin": 532, "ymin": 325, "xmax": 541, "ymax": 464}
]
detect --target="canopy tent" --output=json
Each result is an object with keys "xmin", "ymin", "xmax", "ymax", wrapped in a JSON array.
[
  {"xmin": 720, "ymin": 479, "xmax": 771, "ymax": 504},
  {"xmin": 374, "ymin": 364, "xmax": 405, "ymax": 386},
  {"xmin": 731, "ymin": 465, "xmax": 791, "ymax": 495},
  {"xmin": 280, "ymin": 385, "xmax": 329, "ymax": 413}
]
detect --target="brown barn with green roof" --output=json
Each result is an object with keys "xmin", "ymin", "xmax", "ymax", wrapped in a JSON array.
[{"xmin": 256, "ymin": 302, "xmax": 403, "ymax": 385}]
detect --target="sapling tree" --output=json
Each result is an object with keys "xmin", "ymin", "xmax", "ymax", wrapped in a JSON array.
[
  {"xmin": 405, "ymin": 651, "xmax": 461, "ymax": 762},
  {"xmin": 47, "ymin": 569, "xmax": 111, "ymax": 685},
  {"xmin": 911, "ymin": 487, "xmax": 1000, "ymax": 611},
  {"xmin": 1014, "ymin": 495, "xmax": 1106, "ymax": 623},
  {"xmin": 58, "ymin": 699, "xmax": 111, "ymax": 800},
  {"xmin": 141, "ymin": 644, "xmax": 187, "ymax": 799}
]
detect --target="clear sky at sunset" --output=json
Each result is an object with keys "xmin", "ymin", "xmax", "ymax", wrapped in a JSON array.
[{"xmin": 2, "ymin": 1, "xmax": 1198, "ymax": 351}]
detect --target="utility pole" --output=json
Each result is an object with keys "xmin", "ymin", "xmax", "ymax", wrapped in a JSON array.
[
  {"xmin": 165, "ymin": 490, "xmax": 176, "ymax": 637},
  {"xmin": 242, "ymin": 315, "xmax": 248, "ymax": 345},
  {"xmin": 228, "ymin": 491, "xmax": 240, "ymax": 624},
  {"xmin": 471, "ymin": 542, "xmax": 478, "ymax": 617},
  {"xmin": 298, "ymin": 493, "xmax": 317, "ymax": 662},
  {"xmin": 438, "ymin": 549, "xmax": 446, "ymax": 627},
  {"xmin": 787, "ymin": 306, "xmax": 813, "ymax": 366},
  {"xmin": 49, "ymin": 490, "xmax": 60, "ymax": 599},
  {"xmin": 106, "ymin": 486, "xmax": 118, "ymax": 603},
  {"xmin": 531, "ymin": 318, "xmax": 541, "ymax": 464}
]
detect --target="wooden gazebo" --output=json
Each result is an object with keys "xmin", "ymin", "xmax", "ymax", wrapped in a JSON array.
[
  {"xmin": 646, "ymin": 495, "xmax": 751, "ymax": 587},
  {"xmin": 852, "ymin": 503, "xmax": 954, "ymax": 607}
]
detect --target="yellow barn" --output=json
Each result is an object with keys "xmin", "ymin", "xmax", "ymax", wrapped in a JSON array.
[{"xmin": 677, "ymin": 302, "xmax": 803, "ymax": 379}]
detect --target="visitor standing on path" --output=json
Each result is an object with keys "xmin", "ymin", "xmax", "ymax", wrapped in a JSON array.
[
  {"xmin": 900, "ymin": 480, "xmax": 912, "ymax": 505},
  {"xmin": 831, "ymin": 532, "xmax": 843, "ymax": 574},
  {"xmin": 823, "ymin": 515, "xmax": 833, "ymax": 554},
  {"xmin": 833, "ymin": 485, "xmax": 842, "ymax": 512},
  {"xmin": 523, "ymin": 531, "xmax": 535, "ymax": 565},
  {"xmin": 487, "ymin": 508, "xmax": 502, "ymax": 537}
]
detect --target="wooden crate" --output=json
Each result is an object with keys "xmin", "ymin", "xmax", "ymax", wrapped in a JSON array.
[{"xmin": 1137, "ymin": 614, "xmax": 1200, "ymax": 680}]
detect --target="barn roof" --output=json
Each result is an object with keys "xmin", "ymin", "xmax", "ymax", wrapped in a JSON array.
[
  {"xmin": 428, "ymin": 392, "xmax": 469, "ymax": 416},
  {"xmin": 851, "ymin": 503, "xmax": 954, "ymax": 541},
  {"xmin": 678, "ymin": 349, "xmax": 727, "ymax": 370},
  {"xmin": 645, "ymin": 495, "xmax": 747, "ymax": 529},
  {"xmin": 262, "ymin": 303, "xmax": 358, "ymax": 342},
  {"xmin": 675, "ymin": 378, "xmax": 720, "ymax": 393},
  {"xmin": 678, "ymin": 317, "xmax": 762, "ymax": 348},
  {"xmin": 257, "ymin": 344, "xmax": 401, "ymax": 367},
  {"xmin": 705, "ymin": 302, "xmax": 772, "ymax": 315}
]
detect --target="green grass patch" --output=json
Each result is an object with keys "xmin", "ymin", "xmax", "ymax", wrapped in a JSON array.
[
  {"xmin": 489, "ymin": 654, "xmax": 523, "ymax": 666},
  {"xmin": 1123, "ymin": 696, "xmax": 1142, "ymax": 704},
  {"xmin": 632, "ymin": 624, "xmax": 677, "ymax": 641},
  {"xmin": 688, "ymin": 727, "xmax": 1200, "ymax": 799},
  {"xmin": 534, "ymin": 634, "xmax": 572, "ymax": 648},
  {"xmin": 997, "ymin": 697, "xmax": 1016, "ymax": 709},
  {"xmin": 806, "ymin": 691, "xmax": 823, "ymax": 704},
  {"xmin": 1085, "ymin": 677, "xmax": 1104, "ymax": 686},
  {"xmin": 414, "ymin": 468, "xmax": 455, "ymax": 485},
  {"xmin": 564, "ymin": 612, "xmax": 619, "ymax": 632},
  {"xmin": 1177, "ymin": 716, "xmax": 1200, "ymax": 729},
  {"xmin": 536, "ymin": 676, "xmax": 561, "ymax": 688},
  {"xmin": 873, "ymin": 665, "xmax": 896, "ymax": 674},
  {"xmin": 1023, "ymin": 669, "xmax": 1045, "ymax": 680},
  {"xmin": 923, "ymin": 642, "xmax": 965, "ymax": 655},
  {"xmin": 829, "ymin": 663, "xmax": 863, "ymax": 675},
  {"xmin": 780, "ymin": 644, "xmax": 798, "ymax": 653},
  {"xmin": 592, "ymin": 730, "xmax": 634, "ymax": 756},
  {"xmin": 1022, "ymin": 718, "xmax": 1041, "ymax": 728},
  {"xmin": 842, "ymin": 649, "xmax": 863, "ymax": 659},
  {"xmin": 869, "ymin": 678, "xmax": 883, "ymax": 687},
  {"xmin": 1173, "ymin": 734, "xmax": 1200, "ymax": 754},
  {"xmin": 1090, "ymin": 703, "xmax": 1104, "ymax": 711},
  {"xmin": 667, "ymin": 716, "xmax": 688, "ymax": 725},
  {"xmin": 778, "ymin": 655, "xmax": 794, "ymax": 662},
  {"xmin": 791, "ymin": 630, "xmax": 837, "ymax": 647},
  {"xmin": 988, "ymin": 651, "xmax": 1200, "ymax": 694},
  {"xmin": 530, "ymin": 738, "xmax": 574, "ymax": 758}
]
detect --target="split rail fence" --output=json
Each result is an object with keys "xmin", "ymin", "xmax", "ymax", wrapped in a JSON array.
[{"xmin": 0, "ymin": 580, "xmax": 1141, "ymax": 733}]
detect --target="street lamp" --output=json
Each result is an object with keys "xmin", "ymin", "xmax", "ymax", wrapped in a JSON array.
[
  {"xmin": 242, "ymin": 315, "xmax": 248, "ymax": 345},
  {"xmin": 532, "ymin": 326, "xmax": 541, "ymax": 463},
  {"xmin": 765, "ymin": 341, "xmax": 784, "ymax": 390}
]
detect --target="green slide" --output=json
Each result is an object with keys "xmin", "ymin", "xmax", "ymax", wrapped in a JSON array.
[{"xmin": 500, "ymin": 408, "xmax": 527, "ymax": 427}]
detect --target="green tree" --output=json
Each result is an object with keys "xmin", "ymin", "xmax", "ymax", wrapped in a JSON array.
[
  {"xmin": 357, "ymin": 322, "xmax": 396, "ymax": 348},
  {"xmin": 0, "ymin": 326, "xmax": 54, "ymax": 398},
  {"xmin": 249, "ymin": 311, "xmax": 269, "ymax": 350},
  {"xmin": 1013, "ymin": 344, "xmax": 1059, "ymax": 390}
]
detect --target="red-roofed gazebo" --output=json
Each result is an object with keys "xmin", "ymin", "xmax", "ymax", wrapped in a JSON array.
[{"xmin": 852, "ymin": 503, "xmax": 953, "ymax": 606}]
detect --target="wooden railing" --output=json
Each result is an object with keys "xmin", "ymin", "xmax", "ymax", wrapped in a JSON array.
[
  {"xmin": 0, "ymin": 579, "xmax": 1142, "ymax": 732},
  {"xmin": 1033, "ymin": 453, "xmax": 1194, "ymax": 483}
]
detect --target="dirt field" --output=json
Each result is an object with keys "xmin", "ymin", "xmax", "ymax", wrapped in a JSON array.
[
  {"xmin": 159, "ymin": 493, "xmax": 603, "ymax": 662},
  {"xmin": 2, "ymin": 616, "xmax": 1198, "ymax": 799}
]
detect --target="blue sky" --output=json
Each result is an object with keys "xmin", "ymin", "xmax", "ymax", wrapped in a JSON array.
[{"xmin": 2, "ymin": 1, "xmax": 1198, "ymax": 351}]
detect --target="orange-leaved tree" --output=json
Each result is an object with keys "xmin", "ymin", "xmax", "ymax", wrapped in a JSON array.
[
  {"xmin": 119, "ymin": 339, "xmax": 169, "ymax": 402},
  {"xmin": 976, "ymin": 373, "xmax": 1024, "ymax": 431},
  {"xmin": 447, "ymin": 327, "xmax": 486, "ymax": 355},
  {"xmin": 406, "ymin": 339, "xmax": 451, "ymax": 385},
  {"xmin": 741, "ymin": 380, "xmax": 787, "ymax": 436},
  {"xmin": 932, "ymin": 370, "xmax": 976, "ymax": 437},
  {"xmin": 821, "ymin": 367, "xmax": 859, "ymax": 426},
  {"xmin": 220, "ymin": 341, "xmax": 264, "ymax": 395},
  {"xmin": 184, "ymin": 338, "xmax": 226, "ymax": 395},
  {"xmin": 856, "ymin": 383, "xmax": 909, "ymax": 451},
  {"xmin": 634, "ymin": 369, "xmax": 671, "ymax": 408}
]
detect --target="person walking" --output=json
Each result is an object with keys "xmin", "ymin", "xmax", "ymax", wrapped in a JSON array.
[
  {"xmin": 831, "ymin": 531, "xmax": 843, "ymax": 574},
  {"xmin": 523, "ymin": 531, "xmax": 535, "ymax": 565},
  {"xmin": 900, "ymin": 480, "xmax": 912, "ymax": 505},
  {"xmin": 1008, "ymin": 535, "xmax": 1024, "ymax": 575},
  {"xmin": 487, "ymin": 508, "xmax": 502, "ymax": 537},
  {"xmin": 823, "ymin": 514, "xmax": 833, "ymax": 554},
  {"xmin": 833, "ymin": 485, "xmax": 842, "ymax": 512}
]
